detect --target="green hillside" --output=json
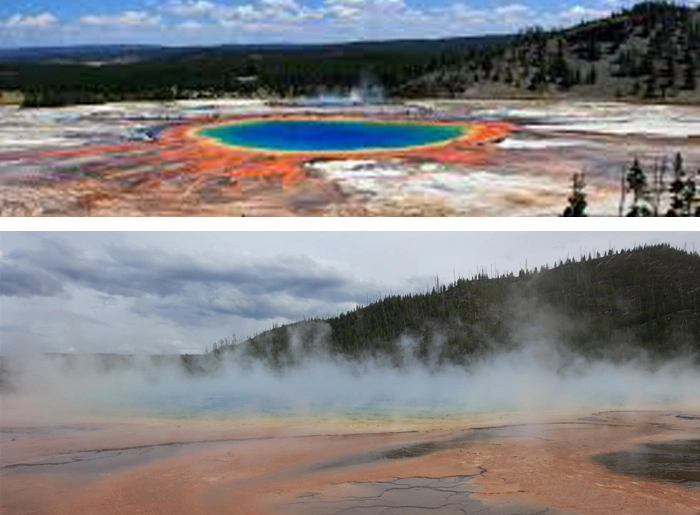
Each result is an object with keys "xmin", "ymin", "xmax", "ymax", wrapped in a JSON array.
[
  {"xmin": 212, "ymin": 244, "xmax": 700, "ymax": 370},
  {"xmin": 401, "ymin": 2, "xmax": 700, "ymax": 101}
]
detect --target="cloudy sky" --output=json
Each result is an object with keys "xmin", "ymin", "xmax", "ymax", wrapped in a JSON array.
[
  {"xmin": 1, "ymin": 231, "xmax": 698, "ymax": 356},
  {"xmin": 2, "ymin": 0, "xmax": 693, "ymax": 47}
]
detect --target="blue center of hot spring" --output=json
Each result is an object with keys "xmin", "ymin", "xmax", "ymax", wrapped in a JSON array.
[{"xmin": 199, "ymin": 119, "xmax": 466, "ymax": 152}]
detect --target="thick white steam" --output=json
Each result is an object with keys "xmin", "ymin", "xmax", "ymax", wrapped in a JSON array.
[{"xmin": 2, "ymin": 340, "xmax": 699, "ymax": 426}]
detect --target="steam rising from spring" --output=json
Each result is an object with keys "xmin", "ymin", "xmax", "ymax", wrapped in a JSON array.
[
  {"xmin": 3, "ymin": 328, "xmax": 699, "ymax": 425},
  {"xmin": 299, "ymin": 72, "xmax": 385, "ymax": 106}
]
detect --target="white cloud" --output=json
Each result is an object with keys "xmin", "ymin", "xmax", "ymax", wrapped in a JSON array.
[
  {"xmin": 325, "ymin": 5, "xmax": 361, "ymax": 18},
  {"xmin": 493, "ymin": 3, "xmax": 535, "ymax": 23},
  {"xmin": 321, "ymin": 0, "xmax": 424, "ymax": 23},
  {"xmin": 323, "ymin": 0, "xmax": 367, "ymax": 8},
  {"xmin": 163, "ymin": 0, "xmax": 217, "ymax": 17},
  {"xmin": 324, "ymin": 0, "xmax": 365, "ymax": 19},
  {"xmin": 160, "ymin": 0, "xmax": 323, "ymax": 27},
  {"xmin": 176, "ymin": 20, "xmax": 205, "ymax": 29},
  {"xmin": 447, "ymin": 4, "xmax": 489, "ymax": 24},
  {"xmin": 204, "ymin": 0, "xmax": 323, "ymax": 26},
  {"xmin": 3, "ymin": 12, "xmax": 58, "ymax": 27},
  {"xmin": 440, "ymin": 2, "xmax": 542, "ymax": 29},
  {"xmin": 80, "ymin": 10, "xmax": 162, "ymax": 27},
  {"xmin": 375, "ymin": 0, "xmax": 407, "ymax": 8},
  {"xmin": 563, "ymin": 4, "xmax": 611, "ymax": 21},
  {"xmin": 261, "ymin": 0, "xmax": 302, "ymax": 10}
]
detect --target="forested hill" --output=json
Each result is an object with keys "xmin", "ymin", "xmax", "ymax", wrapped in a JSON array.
[
  {"xmin": 402, "ymin": 1, "xmax": 700, "ymax": 101},
  {"xmin": 209, "ymin": 244, "xmax": 700, "ymax": 370},
  {"xmin": 1, "ymin": 1, "xmax": 698, "ymax": 106}
]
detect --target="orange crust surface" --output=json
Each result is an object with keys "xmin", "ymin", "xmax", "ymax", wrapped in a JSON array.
[
  {"xmin": 40, "ymin": 114, "xmax": 517, "ymax": 188},
  {"xmin": 25, "ymin": 114, "xmax": 516, "ymax": 214}
]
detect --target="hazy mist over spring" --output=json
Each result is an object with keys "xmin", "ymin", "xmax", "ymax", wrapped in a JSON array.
[{"xmin": 2, "ymin": 231, "xmax": 699, "ymax": 421}]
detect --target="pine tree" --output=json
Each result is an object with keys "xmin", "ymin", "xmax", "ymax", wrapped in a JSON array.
[
  {"xmin": 681, "ymin": 50, "xmax": 696, "ymax": 90},
  {"xmin": 551, "ymin": 38, "xmax": 572, "ymax": 89},
  {"xmin": 659, "ymin": 55, "xmax": 676, "ymax": 97},
  {"xmin": 586, "ymin": 65, "xmax": 597, "ymax": 85},
  {"xmin": 563, "ymin": 172, "xmax": 587, "ymax": 216},
  {"xmin": 668, "ymin": 153, "xmax": 698, "ymax": 216},
  {"xmin": 645, "ymin": 69, "xmax": 658, "ymax": 98},
  {"xmin": 626, "ymin": 157, "xmax": 652, "ymax": 216}
]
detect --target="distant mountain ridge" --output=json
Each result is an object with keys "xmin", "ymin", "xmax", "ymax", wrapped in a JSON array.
[
  {"xmin": 0, "ymin": 35, "xmax": 515, "ymax": 57},
  {"xmin": 0, "ymin": 45, "xmax": 166, "ymax": 61},
  {"xmin": 0, "ymin": 36, "xmax": 512, "ymax": 62}
]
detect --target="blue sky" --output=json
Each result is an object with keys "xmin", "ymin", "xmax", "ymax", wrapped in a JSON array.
[{"xmin": 0, "ymin": 0, "xmax": 669, "ymax": 47}]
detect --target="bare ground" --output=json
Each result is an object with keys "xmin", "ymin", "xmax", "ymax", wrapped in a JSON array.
[{"xmin": 2, "ymin": 410, "xmax": 699, "ymax": 514}]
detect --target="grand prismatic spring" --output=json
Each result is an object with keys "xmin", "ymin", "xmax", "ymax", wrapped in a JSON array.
[
  {"xmin": 198, "ymin": 119, "xmax": 468, "ymax": 152},
  {"xmin": 0, "ymin": 105, "xmax": 512, "ymax": 216},
  {"xmin": 2, "ymin": 234, "xmax": 700, "ymax": 513},
  {"xmin": 2, "ymin": 100, "xmax": 698, "ymax": 216},
  {"xmin": 2, "ymin": 354, "xmax": 700, "ymax": 515}
]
